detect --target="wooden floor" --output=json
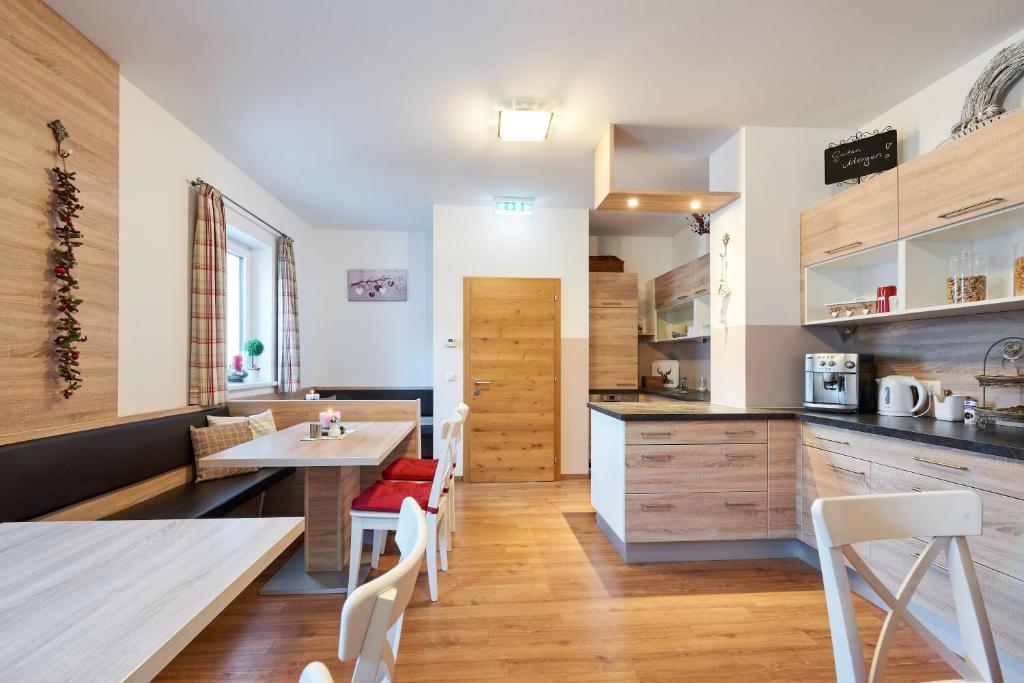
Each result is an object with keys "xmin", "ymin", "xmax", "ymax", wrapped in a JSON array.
[{"xmin": 157, "ymin": 480, "xmax": 951, "ymax": 682}]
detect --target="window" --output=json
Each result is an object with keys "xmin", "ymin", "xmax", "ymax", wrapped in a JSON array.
[
  {"xmin": 225, "ymin": 246, "xmax": 247, "ymax": 369},
  {"xmin": 224, "ymin": 221, "xmax": 275, "ymax": 387}
]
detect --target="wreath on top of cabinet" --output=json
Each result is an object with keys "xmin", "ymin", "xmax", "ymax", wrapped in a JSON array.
[{"xmin": 952, "ymin": 38, "xmax": 1024, "ymax": 138}]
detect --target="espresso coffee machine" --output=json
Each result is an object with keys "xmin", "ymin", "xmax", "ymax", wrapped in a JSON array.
[{"xmin": 803, "ymin": 353, "xmax": 875, "ymax": 413}]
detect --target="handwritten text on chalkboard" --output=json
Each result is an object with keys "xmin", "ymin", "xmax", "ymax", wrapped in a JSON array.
[{"xmin": 824, "ymin": 129, "xmax": 897, "ymax": 185}]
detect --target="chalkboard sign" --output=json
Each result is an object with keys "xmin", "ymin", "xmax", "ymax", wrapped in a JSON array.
[{"xmin": 824, "ymin": 129, "xmax": 897, "ymax": 185}]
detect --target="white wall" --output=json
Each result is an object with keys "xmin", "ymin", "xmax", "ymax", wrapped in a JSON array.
[
  {"xmin": 861, "ymin": 26, "xmax": 1024, "ymax": 161},
  {"xmin": 310, "ymin": 229, "xmax": 432, "ymax": 387},
  {"xmin": 433, "ymin": 205, "xmax": 589, "ymax": 475},
  {"xmin": 119, "ymin": 75, "xmax": 318, "ymax": 415}
]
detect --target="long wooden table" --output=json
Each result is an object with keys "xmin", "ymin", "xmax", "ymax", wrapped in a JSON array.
[
  {"xmin": 202, "ymin": 420, "xmax": 416, "ymax": 594},
  {"xmin": 0, "ymin": 517, "xmax": 303, "ymax": 682}
]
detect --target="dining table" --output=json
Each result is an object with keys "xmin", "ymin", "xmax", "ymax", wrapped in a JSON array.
[
  {"xmin": 0, "ymin": 517, "xmax": 303, "ymax": 682},
  {"xmin": 201, "ymin": 420, "xmax": 417, "ymax": 594}
]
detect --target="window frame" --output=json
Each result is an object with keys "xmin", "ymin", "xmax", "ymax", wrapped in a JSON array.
[{"xmin": 226, "ymin": 239, "xmax": 251, "ymax": 370}]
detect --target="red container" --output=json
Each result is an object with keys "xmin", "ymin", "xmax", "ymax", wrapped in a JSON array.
[
  {"xmin": 233, "ymin": 354, "xmax": 243, "ymax": 372},
  {"xmin": 876, "ymin": 285, "xmax": 897, "ymax": 313}
]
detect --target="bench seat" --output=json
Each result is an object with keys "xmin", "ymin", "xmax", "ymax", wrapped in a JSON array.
[{"xmin": 105, "ymin": 466, "xmax": 294, "ymax": 520}]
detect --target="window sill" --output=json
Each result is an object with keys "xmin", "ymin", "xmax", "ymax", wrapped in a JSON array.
[{"xmin": 227, "ymin": 380, "xmax": 278, "ymax": 394}]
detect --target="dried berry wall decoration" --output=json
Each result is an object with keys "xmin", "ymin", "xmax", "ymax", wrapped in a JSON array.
[{"xmin": 48, "ymin": 119, "xmax": 87, "ymax": 399}]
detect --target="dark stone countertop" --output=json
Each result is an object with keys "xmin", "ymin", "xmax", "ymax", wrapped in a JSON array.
[
  {"xmin": 587, "ymin": 401, "xmax": 796, "ymax": 421},
  {"xmin": 800, "ymin": 412, "xmax": 1024, "ymax": 462},
  {"xmin": 586, "ymin": 400, "xmax": 1024, "ymax": 462}
]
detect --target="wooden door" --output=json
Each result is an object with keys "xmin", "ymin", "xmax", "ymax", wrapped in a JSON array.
[
  {"xmin": 800, "ymin": 168, "xmax": 898, "ymax": 266},
  {"xmin": 463, "ymin": 277, "xmax": 560, "ymax": 483},
  {"xmin": 589, "ymin": 307, "xmax": 638, "ymax": 389}
]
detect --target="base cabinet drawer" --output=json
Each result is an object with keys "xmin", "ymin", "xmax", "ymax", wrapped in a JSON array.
[
  {"xmin": 625, "ymin": 444, "xmax": 767, "ymax": 494},
  {"xmin": 625, "ymin": 492, "xmax": 768, "ymax": 542},
  {"xmin": 871, "ymin": 537, "xmax": 1024, "ymax": 661},
  {"xmin": 626, "ymin": 420, "xmax": 768, "ymax": 445},
  {"xmin": 870, "ymin": 462, "xmax": 1024, "ymax": 580},
  {"xmin": 870, "ymin": 435, "xmax": 1022, "ymax": 499},
  {"xmin": 800, "ymin": 446, "xmax": 870, "ymax": 559},
  {"xmin": 801, "ymin": 422, "xmax": 870, "ymax": 461}
]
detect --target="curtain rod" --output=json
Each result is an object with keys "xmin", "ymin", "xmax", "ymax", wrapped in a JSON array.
[{"xmin": 189, "ymin": 177, "xmax": 291, "ymax": 241}]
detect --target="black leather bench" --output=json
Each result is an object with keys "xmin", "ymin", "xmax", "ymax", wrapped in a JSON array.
[{"xmin": 0, "ymin": 407, "xmax": 293, "ymax": 522}]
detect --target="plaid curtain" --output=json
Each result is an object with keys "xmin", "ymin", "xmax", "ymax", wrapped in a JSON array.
[
  {"xmin": 188, "ymin": 183, "xmax": 228, "ymax": 406},
  {"xmin": 277, "ymin": 236, "xmax": 301, "ymax": 392}
]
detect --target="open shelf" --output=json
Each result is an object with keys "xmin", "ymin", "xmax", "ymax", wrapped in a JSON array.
[
  {"xmin": 654, "ymin": 295, "xmax": 709, "ymax": 341},
  {"xmin": 804, "ymin": 202, "xmax": 1024, "ymax": 327}
]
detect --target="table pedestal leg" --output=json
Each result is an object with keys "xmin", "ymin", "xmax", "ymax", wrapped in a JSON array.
[
  {"xmin": 259, "ymin": 466, "xmax": 365, "ymax": 595},
  {"xmin": 305, "ymin": 466, "xmax": 361, "ymax": 572}
]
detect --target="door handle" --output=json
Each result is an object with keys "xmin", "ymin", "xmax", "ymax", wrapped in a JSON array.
[{"xmin": 473, "ymin": 379, "xmax": 491, "ymax": 397}]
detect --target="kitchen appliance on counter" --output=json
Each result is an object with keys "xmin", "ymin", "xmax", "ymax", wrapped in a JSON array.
[
  {"xmin": 804, "ymin": 353, "xmax": 875, "ymax": 413},
  {"xmin": 588, "ymin": 391, "xmax": 638, "ymax": 403},
  {"xmin": 877, "ymin": 375, "xmax": 930, "ymax": 417}
]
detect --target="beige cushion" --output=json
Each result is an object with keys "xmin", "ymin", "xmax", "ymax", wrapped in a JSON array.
[
  {"xmin": 207, "ymin": 409, "xmax": 277, "ymax": 437},
  {"xmin": 190, "ymin": 422, "xmax": 259, "ymax": 482}
]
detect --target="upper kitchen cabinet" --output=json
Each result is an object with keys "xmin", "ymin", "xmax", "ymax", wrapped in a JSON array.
[
  {"xmin": 594, "ymin": 124, "xmax": 740, "ymax": 213},
  {"xmin": 654, "ymin": 253, "xmax": 710, "ymax": 309},
  {"xmin": 800, "ymin": 168, "xmax": 899, "ymax": 267},
  {"xmin": 590, "ymin": 272, "xmax": 638, "ymax": 308},
  {"xmin": 898, "ymin": 109, "xmax": 1024, "ymax": 238}
]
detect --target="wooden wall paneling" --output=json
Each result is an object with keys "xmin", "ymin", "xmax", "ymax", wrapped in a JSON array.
[
  {"xmin": 0, "ymin": 0, "xmax": 119, "ymax": 435},
  {"xmin": 36, "ymin": 465, "xmax": 192, "ymax": 521},
  {"xmin": 829, "ymin": 309, "xmax": 1024, "ymax": 406},
  {"xmin": 0, "ymin": 406, "xmax": 202, "ymax": 446}
]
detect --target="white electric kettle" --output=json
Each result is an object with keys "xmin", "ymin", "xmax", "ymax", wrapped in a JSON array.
[{"xmin": 877, "ymin": 375, "xmax": 929, "ymax": 417}]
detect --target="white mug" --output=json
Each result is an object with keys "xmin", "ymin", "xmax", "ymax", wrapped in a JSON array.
[{"xmin": 934, "ymin": 394, "xmax": 966, "ymax": 422}]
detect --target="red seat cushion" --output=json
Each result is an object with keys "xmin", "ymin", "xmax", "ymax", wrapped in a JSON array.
[
  {"xmin": 351, "ymin": 480, "xmax": 431, "ymax": 513},
  {"xmin": 382, "ymin": 458, "xmax": 438, "ymax": 481}
]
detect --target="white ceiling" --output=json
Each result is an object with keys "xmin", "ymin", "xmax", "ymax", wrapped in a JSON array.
[{"xmin": 49, "ymin": 0, "xmax": 1024, "ymax": 233}]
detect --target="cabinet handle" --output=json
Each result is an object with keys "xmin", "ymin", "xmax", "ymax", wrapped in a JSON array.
[
  {"xmin": 910, "ymin": 486, "xmax": 924, "ymax": 492},
  {"xmin": 829, "ymin": 463, "xmax": 866, "ymax": 477},
  {"xmin": 640, "ymin": 503, "xmax": 673, "ymax": 512},
  {"xmin": 725, "ymin": 430, "xmax": 756, "ymax": 436},
  {"xmin": 602, "ymin": 301, "xmax": 623, "ymax": 306},
  {"xmin": 724, "ymin": 453, "xmax": 756, "ymax": 460},
  {"xmin": 693, "ymin": 288, "xmax": 709, "ymax": 295},
  {"xmin": 937, "ymin": 197, "xmax": 1003, "ymax": 219},
  {"xmin": 818, "ymin": 437, "xmax": 850, "ymax": 446},
  {"xmin": 640, "ymin": 453, "xmax": 672, "ymax": 463},
  {"xmin": 911, "ymin": 456, "xmax": 968, "ymax": 472},
  {"xmin": 725, "ymin": 502, "xmax": 757, "ymax": 508},
  {"xmin": 640, "ymin": 432, "xmax": 672, "ymax": 439},
  {"xmin": 615, "ymin": 383, "xmax": 635, "ymax": 387},
  {"xmin": 824, "ymin": 241, "xmax": 863, "ymax": 255},
  {"xmin": 676, "ymin": 294, "xmax": 688, "ymax": 301},
  {"xmin": 911, "ymin": 552, "xmax": 949, "ymax": 573}
]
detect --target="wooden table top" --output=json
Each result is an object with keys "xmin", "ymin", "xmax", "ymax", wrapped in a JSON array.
[
  {"xmin": 0, "ymin": 517, "xmax": 304, "ymax": 682},
  {"xmin": 202, "ymin": 421, "xmax": 416, "ymax": 468}
]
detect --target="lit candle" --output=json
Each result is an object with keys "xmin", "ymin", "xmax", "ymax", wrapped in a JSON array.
[{"xmin": 232, "ymin": 354, "xmax": 243, "ymax": 372}]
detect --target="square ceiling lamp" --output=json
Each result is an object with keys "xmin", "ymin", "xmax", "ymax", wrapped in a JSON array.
[{"xmin": 497, "ymin": 109, "xmax": 553, "ymax": 141}]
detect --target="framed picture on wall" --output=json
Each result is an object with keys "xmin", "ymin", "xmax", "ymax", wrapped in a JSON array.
[{"xmin": 347, "ymin": 269, "xmax": 408, "ymax": 301}]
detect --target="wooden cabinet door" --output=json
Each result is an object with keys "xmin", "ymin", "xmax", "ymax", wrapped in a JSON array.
[
  {"xmin": 654, "ymin": 262, "xmax": 690, "ymax": 309},
  {"xmin": 898, "ymin": 110, "xmax": 1024, "ymax": 238},
  {"xmin": 589, "ymin": 272, "xmax": 637, "ymax": 308},
  {"xmin": 687, "ymin": 254, "xmax": 710, "ymax": 299},
  {"xmin": 800, "ymin": 168, "xmax": 898, "ymax": 266},
  {"xmin": 589, "ymin": 307, "xmax": 637, "ymax": 389}
]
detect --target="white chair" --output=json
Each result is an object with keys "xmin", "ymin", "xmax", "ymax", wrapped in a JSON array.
[
  {"xmin": 300, "ymin": 497, "xmax": 428, "ymax": 683},
  {"xmin": 349, "ymin": 421, "xmax": 454, "ymax": 601},
  {"xmin": 812, "ymin": 490, "xmax": 1003, "ymax": 683},
  {"xmin": 448, "ymin": 403, "xmax": 468, "ymax": 534}
]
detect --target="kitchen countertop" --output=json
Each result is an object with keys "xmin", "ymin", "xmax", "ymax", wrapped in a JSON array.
[
  {"xmin": 587, "ymin": 401, "xmax": 794, "ymax": 421},
  {"xmin": 587, "ymin": 401, "xmax": 1024, "ymax": 462}
]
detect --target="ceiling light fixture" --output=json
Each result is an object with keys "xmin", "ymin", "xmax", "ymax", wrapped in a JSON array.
[
  {"xmin": 497, "ymin": 110, "xmax": 553, "ymax": 142},
  {"xmin": 690, "ymin": 199, "xmax": 702, "ymax": 210},
  {"xmin": 626, "ymin": 197, "xmax": 640, "ymax": 209}
]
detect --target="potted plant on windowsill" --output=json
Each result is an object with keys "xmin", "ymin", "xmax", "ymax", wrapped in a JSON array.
[{"xmin": 244, "ymin": 338, "xmax": 265, "ymax": 372}]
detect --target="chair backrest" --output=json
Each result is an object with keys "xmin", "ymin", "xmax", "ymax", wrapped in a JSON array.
[
  {"xmin": 427, "ymin": 419, "xmax": 457, "ymax": 511},
  {"xmin": 811, "ymin": 491, "xmax": 1002, "ymax": 683},
  {"xmin": 339, "ymin": 498, "xmax": 428, "ymax": 683}
]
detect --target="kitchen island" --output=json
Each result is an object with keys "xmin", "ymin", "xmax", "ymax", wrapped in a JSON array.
[{"xmin": 589, "ymin": 399, "xmax": 1024, "ymax": 667}]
